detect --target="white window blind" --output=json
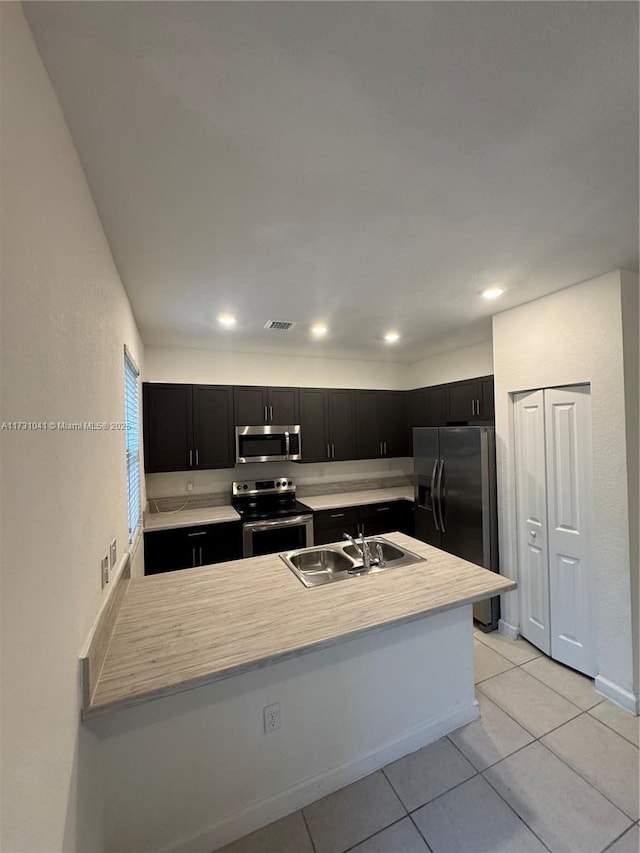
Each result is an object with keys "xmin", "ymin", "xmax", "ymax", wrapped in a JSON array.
[{"xmin": 124, "ymin": 348, "xmax": 141, "ymax": 543}]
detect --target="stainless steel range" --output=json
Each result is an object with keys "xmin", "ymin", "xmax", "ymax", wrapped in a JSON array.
[{"xmin": 232, "ymin": 478, "xmax": 314, "ymax": 558}]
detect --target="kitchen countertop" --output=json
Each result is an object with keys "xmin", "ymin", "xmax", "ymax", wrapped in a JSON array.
[
  {"xmin": 144, "ymin": 506, "xmax": 240, "ymax": 532},
  {"xmin": 299, "ymin": 486, "xmax": 413, "ymax": 511},
  {"xmin": 84, "ymin": 532, "xmax": 515, "ymax": 718}
]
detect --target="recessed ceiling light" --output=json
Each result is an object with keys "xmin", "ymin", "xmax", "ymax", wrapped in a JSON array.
[
  {"xmin": 217, "ymin": 314, "xmax": 237, "ymax": 327},
  {"xmin": 481, "ymin": 286, "xmax": 505, "ymax": 300},
  {"xmin": 384, "ymin": 331, "xmax": 400, "ymax": 343},
  {"xmin": 311, "ymin": 323, "xmax": 328, "ymax": 336}
]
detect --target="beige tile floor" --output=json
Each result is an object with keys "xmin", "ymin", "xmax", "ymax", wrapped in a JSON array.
[{"xmin": 217, "ymin": 629, "xmax": 639, "ymax": 853}]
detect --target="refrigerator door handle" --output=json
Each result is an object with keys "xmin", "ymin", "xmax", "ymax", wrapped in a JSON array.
[
  {"xmin": 436, "ymin": 458, "xmax": 446, "ymax": 533},
  {"xmin": 430, "ymin": 458, "xmax": 440, "ymax": 532}
]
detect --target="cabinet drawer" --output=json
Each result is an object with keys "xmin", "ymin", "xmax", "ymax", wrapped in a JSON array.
[{"xmin": 314, "ymin": 507, "xmax": 360, "ymax": 530}]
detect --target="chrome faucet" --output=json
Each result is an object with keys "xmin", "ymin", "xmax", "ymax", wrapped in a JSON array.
[{"xmin": 344, "ymin": 528, "xmax": 372, "ymax": 571}]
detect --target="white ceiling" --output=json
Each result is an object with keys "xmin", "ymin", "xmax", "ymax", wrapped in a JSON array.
[{"xmin": 25, "ymin": 1, "xmax": 639, "ymax": 364}]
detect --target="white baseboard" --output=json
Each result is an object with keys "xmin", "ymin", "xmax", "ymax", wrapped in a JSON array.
[
  {"xmin": 158, "ymin": 701, "xmax": 479, "ymax": 853},
  {"xmin": 498, "ymin": 618, "xmax": 519, "ymax": 640},
  {"xmin": 595, "ymin": 676, "xmax": 639, "ymax": 715}
]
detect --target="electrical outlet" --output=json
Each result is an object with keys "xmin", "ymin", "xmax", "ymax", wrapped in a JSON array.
[
  {"xmin": 263, "ymin": 702, "xmax": 281, "ymax": 733},
  {"xmin": 110, "ymin": 539, "xmax": 117, "ymax": 568},
  {"xmin": 186, "ymin": 480, "xmax": 193, "ymax": 492},
  {"xmin": 101, "ymin": 554, "xmax": 110, "ymax": 587}
]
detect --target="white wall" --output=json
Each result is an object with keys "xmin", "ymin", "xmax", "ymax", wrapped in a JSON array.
[
  {"xmin": 404, "ymin": 340, "xmax": 494, "ymax": 389},
  {"xmin": 493, "ymin": 270, "xmax": 639, "ymax": 708},
  {"xmin": 620, "ymin": 270, "xmax": 639, "ymax": 694},
  {"xmin": 145, "ymin": 346, "xmax": 406, "ymax": 389},
  {"xmin": 0, "ymin": 5, "xmax": 144, "ymax": 850}
]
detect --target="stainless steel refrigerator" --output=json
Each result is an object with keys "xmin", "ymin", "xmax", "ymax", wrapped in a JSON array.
[{"xmin": 413, "ymin": 426, "xmax": 500, "ymax": 630}]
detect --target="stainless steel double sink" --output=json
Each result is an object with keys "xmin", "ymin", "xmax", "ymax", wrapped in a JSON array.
[{"xmin": 280, "ymin": 536, "xmax": 426, "ymax": 588}]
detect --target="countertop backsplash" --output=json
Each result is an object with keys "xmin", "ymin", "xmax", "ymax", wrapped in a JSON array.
[{"xmin": 147, "ymin": 473, "xmax": 414, "ymax": 513}]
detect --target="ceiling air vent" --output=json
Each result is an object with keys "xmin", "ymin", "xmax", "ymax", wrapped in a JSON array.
[{"xmin": 264, "ymin": 320, "xmax": 296, "ymax": 331}]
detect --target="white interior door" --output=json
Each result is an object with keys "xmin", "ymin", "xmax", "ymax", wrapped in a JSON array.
[
  {"xmin": 544, "ymin": 385, "xmax": 596, "ymax": 676},
  {"xmin": 514, "ymin": 390, "xmax": 551, "ymax": 655}
]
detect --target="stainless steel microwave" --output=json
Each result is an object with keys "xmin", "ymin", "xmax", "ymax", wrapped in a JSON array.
[{"xmin": 235, "ymin": 425, "xmax": 302, "ymax": 464}]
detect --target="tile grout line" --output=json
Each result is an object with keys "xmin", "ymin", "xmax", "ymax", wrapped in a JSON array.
[
  {"xmin": 300, "ymin": 808, "xmax": 318, "ymax": 853},
  {"xmin": 407, "ymin": 811, "xmax": 435, "ymax": 853},
  {"xmin": 478, "ymin": 765, "xmax": 554, "ymax": 853},
  {"xmin": 468, "ymin": 645, "xmax": 639, "ymax": 841},
  {"xmin": 338, "ymin": 814, "xmax": 409, "ymax": 853},
  {"xmin": 382, "ymin": 759, "xmax": 479, "ymax": 817},
  {"xmin": 601, "ymin": 823, "xmax": 639, "ymax": 853},
  {"xmin": 587, "ymin": 708, "xmax": 640, "ymax": 748}
]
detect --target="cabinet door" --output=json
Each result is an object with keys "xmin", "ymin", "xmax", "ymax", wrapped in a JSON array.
[
  {"xmin": 144, "ymin": 529, "xmax": 192, "ymax": 575},
  {"xmin": 200, "ymin": 522, "xmax": 243, "ymax": 565},
  {"xmin": 355, "ymin": 390, "xmax": 382, "ymax": 459},
  {"xmin": 299, "ymin": 389, "xmax": 330, "ymax": 462},
  {"xmin": 143, "ymin": 383, "xmax": 193, "ymax": 473},
  {"xmin": 314, "ymin": 507, "xmax": 360, "ymax": 545},
  {"xmin": 233, "ymin": 386, "xmax": 269, "ymax": 425},
  {"xmin": 327, "ymin": 390, "xmax": 356, "ymax": 461},
  {"xmin": 446, "ymin": 379, "xmax": 478, "ymax": 423},
  {"xmin": 477, "ymin": 375, "xmax": 495, "ymax": 421},
  {"xmin": 359, "ymin": 502, "xmax": 405, "ymax": 536},
  {"xmin": 267, "ymin": 387, "xmax": 299, "ymax": 424},
  {"xmin": 193, "ymin": 385, "xmax": 234, "ymax": 469},
  {"xmin": 379, "ymin": 391, "xmax": 408, "ymax": 457},
  {"xmin": 406, "ymin": 389, "xmax": 429, "ymax": 455},
  {"xmin": 426, "ymin": 385, "xmax": 448, "ymax": 427}
]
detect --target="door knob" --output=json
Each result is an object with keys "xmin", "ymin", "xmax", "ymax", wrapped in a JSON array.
[{"xmin": 530, "ymin": 531, "xmax": 537, "ymax": 538}]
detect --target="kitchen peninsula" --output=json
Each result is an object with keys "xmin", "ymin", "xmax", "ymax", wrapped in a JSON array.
[{"xmin": 84, "ymin": 533, "xmax": 514, "ymax": 853}]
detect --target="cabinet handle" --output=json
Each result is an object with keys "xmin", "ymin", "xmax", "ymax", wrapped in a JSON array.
[
  {"xmin": 195, "ymin": 449, "xmax": 199, "ymax": 466},
  {"xmin": 376, "ymin": 506, "xmax": 391, "ymax": 512},
  {"xmin": 187, "ymin": 531, "xmax": 207, "ymax": 537},
  {"xmin": 332, "ymin": 443, "xmax": 336, "ymax": 459},
  {"xmin": 327, "ymin": 443, "xmax": 331, "ymax": 459},
  {"xmin": 269, "ymin": 405, "xmax": 273, "ymax": 421},
  {"xmin": 192, "ymin": 548, "xmax": 196, "ymax": 566},
  {"xmin": 476, "ymin": 398, "xmax": 481, "ymax": 416},
  {"xmin": 384, "ymin": 441, "xmax": 388, "ymax": 455},
  {"xmin": 330, "ymin": 512, "xmax": 345, "ymax": 518},
  {"xmin": 189, "ymin": 449, "xmax": 193, "ymax": 466},
  {"xmin": 471, "ymin": 399, "xmax": 475, "ymax": 416},
  {"xmin": 264, "ymin": 406, "xmax": 268, "ymax": 422},
  {"xmin": 199, "ymin": 546, "xmax": 203, "ymax": 565}
]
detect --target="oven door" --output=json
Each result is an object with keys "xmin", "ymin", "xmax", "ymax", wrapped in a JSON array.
[{"xmin": 243, "ymin": 515, "xmax": 314, "ymax": 557}]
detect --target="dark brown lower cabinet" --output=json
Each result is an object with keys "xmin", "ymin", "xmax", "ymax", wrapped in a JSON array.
[
  {"xmin": 313, "ymin": 501, "xmax": 414, "ymax": 545},
  {"xmin": 144, "ymin": 522, "xmax": 242, "ymax": 575}
]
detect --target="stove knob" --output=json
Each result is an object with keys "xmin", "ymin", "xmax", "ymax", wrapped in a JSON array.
[
  {"xmin": 242, "ymin": 484, "xmax": 248, "ymax": 490},
  {"xmin": 288, "ymin": 480, "xmax": 293, "ymax": 486}
]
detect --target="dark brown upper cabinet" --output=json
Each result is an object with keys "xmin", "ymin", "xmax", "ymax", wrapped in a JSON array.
[
  {"xmin": 355, "ymin": 390, "xmax": 407, "ymax": 459},
  {"xmin": 143, "ymin": 383, "xmax": 233, "ymax": 473},
  {"xmin": 299, "ymin": 388, "xmax": 329, "ymax": 463},
  {"xmin": 326, "ymin": 389, "xmax": 357, "ymax": 461},
  {"xmin": 192, "ymin": 385, "xmax": 234, "ymax": 469},
  {"xmin": 446, "ymin": 375, "xmax": 494, "ymax": 423},
  {"xmin": 233, "ymin": 386, "xmax": 299, "ymax": 425},
  {"xmin": 299, "ymin": 388, "xmax": 356, "ymax": 462}
]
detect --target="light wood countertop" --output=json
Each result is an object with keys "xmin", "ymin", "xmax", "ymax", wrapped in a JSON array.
[
  {"xmin": 84, "ymin": 532, "xmax": 515, "ymax": 718},
  {"xmin": 144, "ymin": 506, "xmax": 240, "ymax": 532},
  {"xmin": 299, "ymin": 487, "xmax": 413, "ymax": 511}
]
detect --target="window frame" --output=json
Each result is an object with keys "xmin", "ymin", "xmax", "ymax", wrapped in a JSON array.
[{"xmin": 124, "ymin": 345, "xmax": 141, "ymax": 545}]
